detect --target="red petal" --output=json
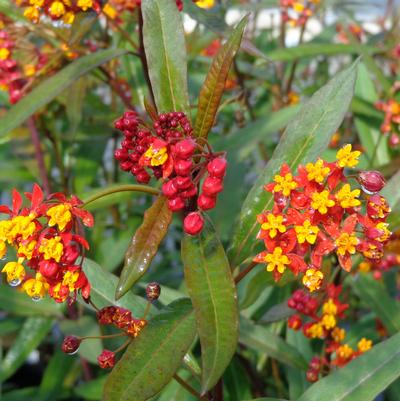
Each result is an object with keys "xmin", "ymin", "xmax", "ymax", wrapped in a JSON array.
[
  {"xmin": 0, "ymin": 205, "xmax": 12, "ymax": 215},
  {"xmin": 289, "ymin": 254, "xmax": 307, "ymax": 274},
  {"xmin": 12, "ymin": 189, "xmax": 22, "ymax": 214},
  {"xmin": 48, "ymin": 192, "xmax": 67, "ymax": 202},
  {"xmin": 253, "ymin": 251, "xmax": 267, "ymax": 263},
  {"xmin": 338, "ymin": 254, "xmax": 352, "ymax": 272},
  {"xmin": 31, "ymin": 184, "xmax": 44, "ymax": 211},
  {"xmin": 73, "ymin": 207, "xmax": 94, "ymax": 227},
  {"xmin": 342, "ymin": 214, "xmax": 358, "ymax": 233}
]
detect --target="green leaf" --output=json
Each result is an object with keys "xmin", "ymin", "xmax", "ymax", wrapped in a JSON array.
[
  {"xmin": 351, "ymin": 274, "xmax": 400, "ymax": 335},
  {"xmin": 142, "ymin": 0, "xmax": 190, "ymax": 116},
  {"xmin": 297, "ymin": 331, "xmax": 400, "ymax": 401},
  {"xmin": 194, "ymin": 16, "xmax": 247, "ymax": 139},
  {"xmin": 82, "ymin": 258, "xmax": 149, "ymax": 317},
  {"xmin": 239, "ymin": 316, "xmax": 308, "ymax": 370},
  {"xmin": 243, "ymin": 399, "xmax": 288, "ymax": 401},
  {"xmin": 104, "ymin": 299, "xmax": 196, "ymax": 401},
  {"xmin": 229, "ymin": 59, "xmax": 359, "ymax": 266},
  {"xmin": 0, "ymin": 49, "xmax": 126, "ymax": 137},
  {"xmin": 1, "ymin": 317, "xmax": 53, "ymax": 381},
  {"xmin": 75, "ymin": 376, "xmax": 107, "ymax": 401},
  {"xmin": 116, "ymin": 196, "xmax": 172, "ymax": 300},
  {"xmin": 182, "ymin": 217, "xmax": 239, "ymax": 392},
  {"xmin": 382, "ymin": 170, "xmax": 400, "ymax": 231}
]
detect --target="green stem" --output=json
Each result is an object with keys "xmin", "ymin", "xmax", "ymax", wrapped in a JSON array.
[
  {"xmin": 81, "ymin": 185, "xmax": 160, "ymax": 207},
  {"xmin": 173, "ymin": 374, "xmax": 209, "ymax": 401},
  {"xmin": 234, "ymin": 261, "xmax": 258, "ymax": 284}
]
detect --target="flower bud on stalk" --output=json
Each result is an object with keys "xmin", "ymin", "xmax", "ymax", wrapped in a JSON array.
[
  {"xmin": 61, "ymin": 336, "xmax": 81, "ymax": 354},
  {"xmin": 146, "ymin": 282, "xmax": 161, "ymax": 302},
  {"xmin": 358, "ymin": 171, "xmax": 386, "ymax": 194}
]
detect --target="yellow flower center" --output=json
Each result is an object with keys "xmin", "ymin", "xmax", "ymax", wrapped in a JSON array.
[
  {"xmin": 261, "ymin": 214, "xmax": 286, "ymax": 239},
  {"xmin": 337, "ymin": 344, "xmax": 353, "ymax": 359},
  {"xmin": 332, "ymin": 327, "xmax": 346, "ymax": 343},
  {"xmin": 49, "ymin": 1, "xmax": 66, "ymax": 17},
  {"xmin": 29, "ymin": 0, "xmax": 44, "ymax": 6},
  {"xmin": 376, "ymin": 222, "xmax": 391, "ymax": 242},
  {"xmin": 62, "ymin": 270, "xmax": 80, "ymax": 291},
  {"xmin": 103, "ymin": 3, "xmax": 117, "ymax": 19},
  {"xmin": 311, "ymin": 190, "xmax": 335, "ymax": 214},
  {"xmin": 336, "ymin": 144, "xmax": 361, "ymax": 168},
  {"xmin": 358, "ymin": 261, "xmax": 371, "ymax": 273},
  {"xmin": 335, "ymin": 232, "xmax": 358, "ymax": 255},
  {"xmin": 18, "ymin": 240, "xmax": 37, "ymax": 260},
  {"xmin": 273, "ymin": 173, "xmax": 297, "ymax": 197},
  {"xmin": 264, "ymin": 247, "xmax": 290, "ymax": 274},
  {"xmin": 322, "ymin": 298, "xmax": 337, "ymax": 315},
  {"xmin": 294, "ymin": 220, "xmax": 319, "ymax": 244},
  {"xmin": 24, "ymin": 6, "xmax": 40, "ymax": 22},
  {"xmin": 336, "ymin": 184, "xmax": 361, "ymax": 209},
  {"xmin": 305, "ymin": 159, "xmax": 330, "ymax": 183},
  {"xmin": 0, "ymin": 240, "xmax": 6, "ymax": 259},
  {"xmin": 302, "ymin": 268, "xmax": 323, "ymax": 292},
  {"xmin": 1, "ymin": 261, "xmax": 26, "ymax": 285},
  {"xmin": 10, "ymin": 215, "xmax": 36, "ymax": 241},
  {"xmin": 63, "ymin": 11, "xmax": 75, "ymax": 24},
  {"xmin": 0, "ymin": 48, "xmax": 10, "ymax": 60},
  {"xmin": 77, "ymin": 0, "xmax": 93, "ymax": 11},
  {"xmin": 39, "ymin": 236, "xmax": 64, "ymax": 262},
  {"xmin": 357, "ymin": 338, "xmax": 372, "ymax": 352},
  {"xmin": 321, "ymin": 314, "xmax": 336, "ymax": 330},
  {"xmin": 194, "ymin": 0, "xmax": 215, "ymax": 9},
  {"xmin": 47, "ymin": 203, "xmax": 72, "ymax": 231},
  {"xmin": 22, "ymin": 273, "xmax": 49, "ymax": 299},
  {"xmin": 144, "ymin": 145, "xmax": 168, "ymax": 167},
  {"xmin": 307, "ymin": 322, "xmax": 324, "ymax": 338}
]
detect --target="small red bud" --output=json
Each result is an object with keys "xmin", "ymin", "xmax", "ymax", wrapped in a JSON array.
[
  {"xmin": 174, "ymin": 139, "xmax": 196, "ymax": 159},
  {"xmin": 309, "ymin": 357, "xmax": 322, "ymax": 372},
  {"xmin": 306, "ymin": 369, "xmax": 319, "ymax": 383},
  {"xmin": 136, "ymin": 171, "xmax": 151, "ymax": 184},
  {"xmin": 389, "ymin": 133, "xmax": 400, "ymax": 148},
  {"xmin": 167, "ymin": 196, "xmax": 185, "ymax": 212},
  {"xmin": 180, "ymin": 185, "xmax": 198, "ymax": 199},
  {"xmin": 146, "ymin": 282, "xmax": 161, "ymax": 301},
  {"xmin": 162, "ymin": 179, "xmax": 178, "ymax": 198},
  {"xmin": 288, "ymin": 314, "xmax": 302, "ymax": 330},
  {"xmin": 175, "ymin": 176, "xmax": 192, "ymax": 190},
  {"xmin": 358, "ymin": 171, "xmax": 385, "ymax": 194},
  {"xmin": 197, "ymin": 194, "xmax": 217, "ymax": 210},
  {"xmin": 98, "ymin": 349, "xmax": 115, "ymax": 369},
  {"xmin": 207, "ymin": 157, "xmax": 227, "ymax": 178},
  {"xmin": 202, "ymin": 177, "xmax": 224, "ymax": 196},
  {"xmin": 174, "ymin": 159, "xmax": 193, "ymax": 176},
  {"xmin": 62, "ymin": 336, "xmax": 81, "ymax": 354},
  {"xmin": 183, "ymin": 212, "xmax": 204, "ymax": 235},
  {"xmin": 114, "ymin": 148, "xmax": 129, "ymax": 161}
]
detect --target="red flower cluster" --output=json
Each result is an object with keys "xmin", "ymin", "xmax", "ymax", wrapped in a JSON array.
[
  {"xmin": 254, "ymin": 145, "xmax": 391, "ymax": 291},
  {"xmin": 288, "ymin": 285, "xmax": 373, "ymax": 381},
  {"xmin": 0, "ymin": 185, "xmax": 93, "ymax": 303},
  {"xmin": 280, "ymin": 0, "xmax": 319, "ymax": 27},
  {"xmin": 114, "ymin": 110, "xmax": 227, "ymax": 235}
]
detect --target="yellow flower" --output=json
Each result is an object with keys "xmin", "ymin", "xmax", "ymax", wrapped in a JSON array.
[
  {"xmin": 18, "ymin": 240, "xmax": 37, "ymax": 260},
  {"xmin": 77, "ymin": 0, "xmax": 93, "ymax": 11},
  {"xmin": 261, "ymin": 214, "xmax": 286, "ymax": 239},
  {"xmin": 39, "ymin": 236, "xmax": 64, "ymax": 262},
  {"xmin": 47, "ymin": 204, "xmax": 72, "ymax": 231},
  {"xmin": 22, "ymin": 273, "xmax": 49, "ymax": 300},
  {"xmin": 336, "ymin": 144, "xmax": 361, "ymax": 168},
  {"xmin": 194, "ymin": 0, "xmax": 215, "ymax": 9},
  {"xmin": 62, "ymin": 270, "xmax": 80, "ymax": 291},
  {"xmin": 264, "ymin": 247, "xmax": 290, "ymax": 274},
  {"xmin": 322, "ymin": 298, "xmax": 337, "ymax": 315},
  {"xmin": 307, "ymin": 322, "xmax": 324, "ymax": 339},
  {"xmin": 273, "ymin": 173, "xmax": 297, "ymax": 197},
  {"xmin": 63, "ymin": 11, "xmax": 75, "ymax": 24},
  {"xmin": 311, "ymin": 190, "xmax": 335, "ymax": 214},
  {"xmin": 2, "ymin": 261, "xmax": 25, "ymax": 285},
  {"xmin": 0, "ymin": 240, "xmax": 6, "ymax": 259},
  {"xmin": 357, "ymin": 338, "xmax": 372, "ymax": 352},
  {"xmin": 332, "ymin": 327, "xmax": 346, "ymax": 343},
  {"xmin": 358, "ymin": 261, "xmax": 371, "ymax": 273},
  {"xmin": 336, "ymin": 184, "xmax": 361, "ymax": 209},
  {"xmin": 305, "ymin": 159, "xmax": 330, "ymax": 183},
  {"xmin": 49, "ymin": 1, "xmax": 66, "ymax": 17},
  {"xmin": 103, "ymin": 3, "xmax": 117, "ymax": 19},
  {"xmin": 144, "ymin": 145, "xmax": 168, "ymax": 167},
  {"xmin": 376, "ymin": 222, "xmax": 391, "ymax": 242},
  {"xmin": 335, "ymin": 232, "xmax": 358, "ymax": 255},
  {"xmin": 302, "ymin": 268, "xmax": 323, "ymax": 292},
  {"xmin": 29, "ymin": 0, "xmax": 44, "ymax": 6},
  {"xmin": 0, "ymin": 220, "xmax": 13, "ymax": 243},
  {"xmin": 294, "ymin": 220, "xmax": 319, "ymax": 244},
  {"xmin": 10, "ymin": 215, "xmax": 36, "ymax": 241},
  {"xmin": 24, "ymin": 6, "xmax": 40, "ymax": 22},
  {"xmin": 0, "ymin": 48, "xmax": 10, "ymax": 60},
  {"xmin": 24, "ymin": 64, "xmax": 36, "ymax": 77},
  {"xmin": 321, "ymin": 314, "xmax": 336, "ymax": 330},
  {"xmin": 337, "ymin": 344, "xmax": 353, "ymax": 359},
  {"xmin": 292, "ymin": 1, "xmax": 305, "ymax": 12}
]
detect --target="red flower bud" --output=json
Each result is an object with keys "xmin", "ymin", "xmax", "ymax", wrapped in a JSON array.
[
  {"xmin": 288, "ymin": 314, "xmax": 302, "ymax": 330},
  {"xmin": 306, "ymin": 369, "xmax": 319, "ymax": 383},
  {"xmin": 98, "ymin": 349, "xmax": 115, "ymax": 369},
  {"xmin": 358, "ymin": 171, "xmax": 385, "ymax": 194},
  {"xmin": 183, "ymin": 212, "xmax": 204, "ymax": 235},
  {"xmin": 114, "ymin": 148, "xmax": 129, "ymax": 161},
  {"xmin": 97, "ymin": 306, "xmax": 116, "ymax": 325},
  {"xmin": 175, "ymin": 176, "xmax": 192, "ymax": 190},
  {"xmin": 174, "ymin": 159, "xmax": 193, "ymax": 176},
  {"xmin": 366, "ymin": 194, "xmax": 390, "ymax": 220},
  {"xmin": 39, "ymin": 260, "xmax": 60, "ymax": 280},
  {"xmin": 174, "ymin": 139, "xmax": 196, "ymax": 159},
  {"xmin": 202, "ymin": 177, "xmax": 224, "ymax": 196},
  {"xmin": 197, "ymin": 194, "xmax": 217, "ymax": 210},
  {"xmin": 162, "ymin": 179, "xmax": 178, "ymax": 198},
  {"xmin": 207, "ymin": 157, "xmax": 227, "ymax": 178},
  {"xmin": 146, "ymin": 282, "xmax": 161, "ymax": 301},
  {"xmin": 136, "ymin": 171, "xmax": 151, "ymax": 184},
  {"xmin": 389, "ymin": 133, "xmax": 400, "ymax": 148},
  {"xmin": 180, "ymin": 185, "xmax": 198, "ymax": 199},
  {"xmin": 62, "ymin": 336, "xmax": 81, "ymax": 354},
  {"xmin": 167, "ymin": 196, "xmax": 185, "ymax": 212},
  {"xmin": 309, "ymin": 357, "xmax": 322, "ymax": 372}
]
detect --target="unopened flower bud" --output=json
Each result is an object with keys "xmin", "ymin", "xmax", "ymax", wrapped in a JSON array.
[
  {"xmin": 62, "ymin": 336, "xmax": 81, "ymax": 354},
  {"xmin": 98, "ymin": 349, "xmax": 115, "ymax": 369},
  {"xmin": 306, "ymin": 369, "xmax": 319, "ymax": 383},
  {"xmin": 358, "ymin": 171, "xmax": 385, "ymax": 194},
  {"xmin": 197, "ymin": 194, "xmax": 217, "ymax": 210},
  {"xmin": 146, "ymin": 282, "xmax": 161, "ymax": 301},
  {"xmin": 174, "ymin": 159, "xmax": 192, "ymax": 176},
  {"xmin": 207, "ymin": 157, "xmax": 227, "ymax": 178},
  {"xmin": 389, "ymin": 133, "xmax": 400, "ymax": 148},
  {"xmin": 288, "ymin": 314, "xmax": 302, "ymax": 330},
  {"xmin": 162, "ymin": 179, "xmax": 178, "ymax": 198},
  {"xmin": 202, "ymin": 177, "xmax": 224, "ymax": 196},
  {"xmin": 174, "ymin": 139, "xmax": 196, "ymax": 159},
  {"xmin": 183, "ymin": 212, "xmax": 204, "ymax": 235},
  {"xmin": 167, "ymin": 196, "xmax": 185, "ymax": 212}
]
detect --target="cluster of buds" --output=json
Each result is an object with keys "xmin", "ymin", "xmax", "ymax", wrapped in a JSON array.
[
  {"xmin": 288, "ymin": 285, "xmax": 373, "ymax": 381},
  {"xmin": 254, "ymin": 144, "xmax": 391, "ymax": 291},
  {"xmin": 114, "ymin": 110, "xmax": 227, "ymax": 235},
  {"xmin": 336, "ymin": 23, "xmax": 364, "ymax": 44},
  {"xmin": 0, "ymin": 185, "xmax": 93, "ymax": 303},
  {"xmin": 280, "ymin": 0, "xmax": 320, "ymax": 27},
  {"xmin": 375, "ymin": 83, "xmax": 400, "ymax": 146},
  {"xmin": 61, "ymin": 282, "xmax": 160, "ymax": 369}
]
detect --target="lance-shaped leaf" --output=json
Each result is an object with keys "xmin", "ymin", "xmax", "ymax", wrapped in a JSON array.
[
  {"xmin": 382, "ymin": 170, "xmax": 400, "ymax": 231},
  {"xmin": 104, "ymin": 298, "xmax": 196, "ymax": 401},
  {"xmin": 142, "ymin": 0, "xmax": 190, "ymax": 117},
  {"xmin": 1, "ymin": 317, "xmax": 53, "ymax": 381},
  {"xmin": 297, "ymin": 331, "xmax": 400, "ymax": 401},
  {"xmin": 239, "ymin": 316, "xmax": 308, "ymax": 370},
  {"xmin": 0, "ymin": 48, "xmax": 126, "ymax": 138},
  {"xmin": 229, "ymin": 59, "xmax": 359, "ymax": 266},
  {"xmin": 194, "ymin": 17, "xmax": 247, "ymax": 139},
  {"xmin": 116, "ymin": 196, "xmax": 172, "ymax": 300},
  {"xmin": 182, "ymin": 217, "xmax": 239, "ymax": 392}
]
